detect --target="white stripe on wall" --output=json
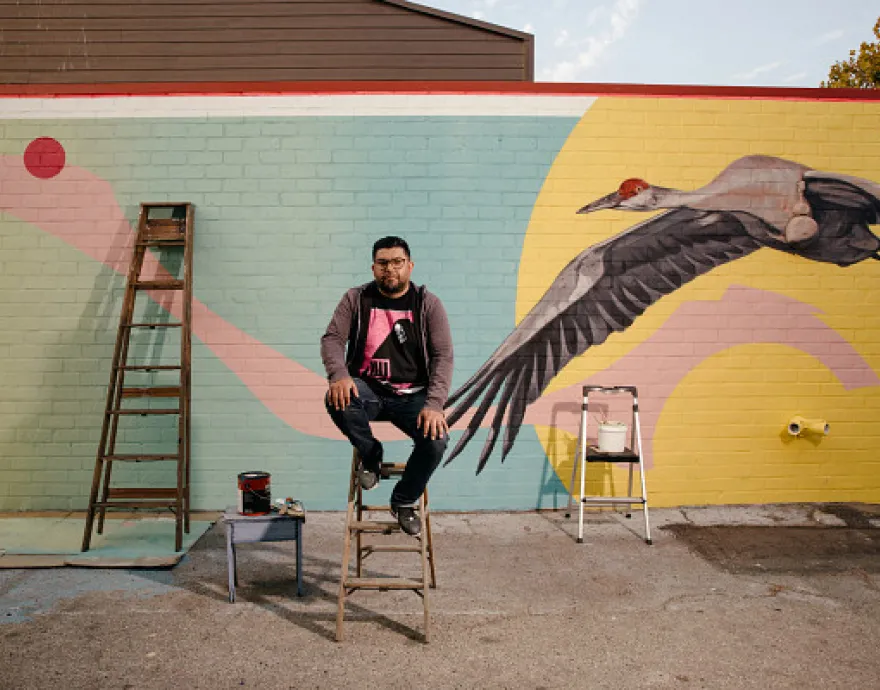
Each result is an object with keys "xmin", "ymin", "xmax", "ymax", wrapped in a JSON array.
[{"xmin": 0, "ymin": 94, "xmax": 596, "ymax": 119}]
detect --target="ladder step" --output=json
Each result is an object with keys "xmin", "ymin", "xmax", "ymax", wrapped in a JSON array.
[
  {"xmin": 120, "ymin": 365, "xmax": 181, "ymax": 371},
  {"xmin": 585, "ymin": 448, "xmax": 640, "ymax": 462},
  {"xmin": 92, "ymin": 501, "xmax": 177, "ymax": 509},
  {"xmin": 125, "ymin": 322, "xmax": 183, "ymax": 328},
  {"xmin": 146, "ymin": 218, "xmax": 185, "ymax": 227},
  {"xmin": 142, "ymin": 218, "xmax": 186, "ymax": 242},
  {"xmin": 360, "ymin": 544, "xmax": 423, "ymax": 554},
  {"xmin": 121, "ymin": 387, "xmax": 181, "ymax": 398},
  {"xmin": 379, "ymin": 462, "xmax": 406, "ymax": 478},
  {"xmin": 104, "ymin": 454, "xmax": 181, "ymax": 462},
  {"xmin": 137, "ymin": 238, "xmax": 185, "ymax": 246},
  {"xmin": 349, "ymin": 520, "xmax": 400, "ymax": 533},
  {"xmin": 344, "ymin": 577, "xmax": 424, "ymax": 590},
  {"xmin": 581, "ymin": 497, "xmax": 646, "ymax": 504},
  {"xmin": 134, "ymin": 280, "xmax": 185, "ymax": 290},
  {"xmin": 108, "ymin": 488, "xmax": 179, "ymax": 499},
  {"xmin": 111, "ymin": 408, "xmax": 180, "ymax": 415}
]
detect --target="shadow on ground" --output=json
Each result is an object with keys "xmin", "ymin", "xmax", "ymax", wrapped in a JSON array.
[{"xmin": 662, "ymin": 503, "xmax": 880, "ymax": 575}]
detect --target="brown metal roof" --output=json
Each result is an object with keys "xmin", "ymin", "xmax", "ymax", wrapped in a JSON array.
[{"xmin": 0, "ymin": 0, "xmax": 535, "ymax": 85}]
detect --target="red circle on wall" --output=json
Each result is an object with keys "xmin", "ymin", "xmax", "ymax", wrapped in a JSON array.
[{"xmin": 24, "ymin": 137, "xmax": 66, "ymax": 179}]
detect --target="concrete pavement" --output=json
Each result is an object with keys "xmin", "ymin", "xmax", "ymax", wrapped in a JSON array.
[{"xmin": 1, "ymin": 503, "xmax": 879, "ymax": 689}]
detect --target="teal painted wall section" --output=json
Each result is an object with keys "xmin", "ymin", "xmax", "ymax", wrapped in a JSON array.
[{"xmin": 0, "ymin": 115, "xmax": 578, "ymax": 511}]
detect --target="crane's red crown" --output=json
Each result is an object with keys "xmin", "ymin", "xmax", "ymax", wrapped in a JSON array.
[{"xmin": 618, "ymin": 178, "xmax": 649, "ymax": 199}]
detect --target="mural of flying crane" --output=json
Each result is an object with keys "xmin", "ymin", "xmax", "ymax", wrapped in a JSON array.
[{"xmin": 445, "ymin": 154, "xmax": 880, "ymax": 472}]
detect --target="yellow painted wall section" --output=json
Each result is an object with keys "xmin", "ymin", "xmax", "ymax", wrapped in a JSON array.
[{"xmin": 527, "ymin": 97, "xmax": 880, "ymax": 507}]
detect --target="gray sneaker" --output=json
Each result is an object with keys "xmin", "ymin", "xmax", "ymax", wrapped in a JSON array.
[
  {"xmin": 390, "ymin": 505, "xmax": 421, "ymax": 537},
  {"xmin": 357, "ymin": 462, "xmax": 380, "ymax": 491}
]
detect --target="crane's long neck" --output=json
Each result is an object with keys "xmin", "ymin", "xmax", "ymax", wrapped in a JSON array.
[
  {"xmin": 654, "ymin": 185, "xmax": 759, "ymax": 212},
  {"xmin": 650, "ymin": 186, "xmax": 697, "ymax": 209},
  {"xmin": 651, "ymin": 181, "xmax": 798, "ymax": 233}
]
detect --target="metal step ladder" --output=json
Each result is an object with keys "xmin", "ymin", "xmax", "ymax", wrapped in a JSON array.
[
  {"xmin": 336, "ymin": 450, "xmax": 437, "ymax": 643},
  {"xmin": 82, "ymin": 202, "xmax": 194, "ymax": 552},
  {"xmin": 566, "ymin": 385, "xmax": 652, "ymax": 545}
]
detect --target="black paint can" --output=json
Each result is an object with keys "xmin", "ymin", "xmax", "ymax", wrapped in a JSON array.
[{"xmin": 237, "ymin": 471, "xmax": 271, "ymax": 515}]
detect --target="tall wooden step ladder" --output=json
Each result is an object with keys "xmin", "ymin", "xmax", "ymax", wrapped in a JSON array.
[
  {"xmin": 82, "ymin": 202, "xmax": 194, "ymax": 552},
  {"xmin": 336, "ymin": 451, "xmax": 437, "ymax": 643}
]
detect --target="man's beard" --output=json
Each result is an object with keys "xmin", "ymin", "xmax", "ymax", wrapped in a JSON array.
[{"xmin": 378, "ymin": 275, "xmax": 404, "ymax": 293}]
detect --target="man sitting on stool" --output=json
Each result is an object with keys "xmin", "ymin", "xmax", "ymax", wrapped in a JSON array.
[{"xmin": 321, "ymin": 236, "xmax": 454, "ymax": 536}]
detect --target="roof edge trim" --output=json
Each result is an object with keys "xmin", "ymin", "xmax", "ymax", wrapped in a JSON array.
[{"xmin": 375, "ymin": 0, "xmax": 532, "ymax": 41}]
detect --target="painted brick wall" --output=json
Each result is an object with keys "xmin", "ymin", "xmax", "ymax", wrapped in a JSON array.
[{"xmin": 1, "ymin": 86, "xmax": 879, "ymax": 512}]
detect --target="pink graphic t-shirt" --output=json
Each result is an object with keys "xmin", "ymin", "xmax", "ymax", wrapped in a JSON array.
[{"xmin": 359, "ymin": 286, "xmax": 426, "ymax": 395}]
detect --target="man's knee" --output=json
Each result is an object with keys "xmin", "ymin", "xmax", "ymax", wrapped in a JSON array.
[
  {"xmin": 325, "ymin": 394, "xmax": 363, "ymax": 421},
  {"xmin": 418, "ymin": 435, "xmax": 448, "ymax": 458}
]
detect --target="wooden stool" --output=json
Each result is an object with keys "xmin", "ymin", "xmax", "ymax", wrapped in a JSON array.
[{"xmin": 336, "ymin": 449, "xmax": 436, "ymax": 642}]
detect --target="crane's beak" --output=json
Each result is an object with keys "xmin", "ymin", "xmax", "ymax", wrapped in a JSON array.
[{"xmin": 576, "ymin": 191, "xmax": 621, "ymax": 214}]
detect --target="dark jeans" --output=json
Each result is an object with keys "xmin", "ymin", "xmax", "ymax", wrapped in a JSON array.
[{"xmin": 325, "ymin": 378, "xmax": 447, "ymax": 507}]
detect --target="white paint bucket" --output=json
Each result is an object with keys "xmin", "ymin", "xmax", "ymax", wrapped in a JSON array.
[{"xmin": 597, "ymin": 422, "xmax": 627, "ymax": 453}]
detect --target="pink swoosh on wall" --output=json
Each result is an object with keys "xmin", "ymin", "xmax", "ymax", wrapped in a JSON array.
[
  {"xmin": 526, "ymin": 285, "xmax": 880, "ymax": 467},
  {"xmin": 2, "ymin": 155, "xmax": 877, "ymax": 462},
  {"xmin": 0, "ymin": 156, "xmax": 364, "ymax": 441}
]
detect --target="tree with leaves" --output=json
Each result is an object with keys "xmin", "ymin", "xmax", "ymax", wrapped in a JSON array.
[{"xmin": 822, "ymin": 17, "xmax": 880, "ymax": 88}]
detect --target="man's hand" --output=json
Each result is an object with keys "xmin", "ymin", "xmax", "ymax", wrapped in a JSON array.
[
  {"xmin": 328, "ymin": 377, "xmax": 358, "ymax": 411},
  {"xmin": 417, "ymin": 408, "xmax": 448, "ymax": 440}
]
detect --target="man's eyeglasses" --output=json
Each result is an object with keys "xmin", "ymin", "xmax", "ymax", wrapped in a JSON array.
[{"xmin": 375, "ymin": 257, "xmax": 408, "ymax": 269}]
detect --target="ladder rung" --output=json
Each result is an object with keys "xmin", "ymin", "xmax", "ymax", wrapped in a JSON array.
[
  {"xmin": 343, "ymin": 577, "xmax": 424, "ymax": 590},
  {"xmin": 581, "ymin": 497, "xmax": 646, "ymax": 505},
  {"xmin": 585, "ymin": 448, "xmax": 640, "ymax": 462},
  {"xmin": 111, "ymin": 408, "xmax": 180, "ymax": 415},
  {"xmin": 104, "ymin": 454, "xmax": 180, "ymax": 462},
  {"xmin": 120, "ymin": 365, "xmax": 181, "ymax": 371},
  {"xmin": 138, "ymin": 242, "xmax": 186, "ymax": 248},
  {"xmin": 125, "ymin": 322, "xmax": 183, "ymax": 328},
  {"xmin": 349, "ymin": 520, "xmax": 400, "ymax": 532},
  {"xmin": 360, "ymin": 505, "xmax": 393, "ymax": 512},
  {"xmin": 121, "ymin": 387, "xmax": 181, "ymax": 398},
  {"xmin": 379, "ymin": 463, "xmax": 406, "ymax": 478},
  {"xmin": 92, "ymin": 501, "xmax": 177, "ymax": 509},
  {"xmin": 108, "ymin": 488, "xmax": 179, "ymax": 499},
  {"xmin": 134, "ymin": 280, "xmax": 184, "ymax": 290},
  {"xmin": 144, "ymin": 220, "xmax": 184, "ymax": 229},
  {"xmin": 142, "ymin": 219, "xmax": 185, "ymax": 237},
  {"xmin": 360, "ymin": 544, "xmax": 423, "ymax": 554}
]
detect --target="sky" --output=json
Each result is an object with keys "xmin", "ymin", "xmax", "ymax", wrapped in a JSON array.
[{"xmin": 425, "ymin": 0, "xmax": 879, "ymax": 87}]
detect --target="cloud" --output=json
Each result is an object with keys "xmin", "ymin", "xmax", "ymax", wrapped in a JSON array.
[
  {"xmin": 555, "ymin": 29, "xmax": 570, "ymax": 47},
  {"xmin": 586, "ymin": 6, "xmax": 605, "ymax": 28},
  {"xmin": 522, "ymin": 23, "xmax": 534, "ymax": 34},
  {"xmin": 782, "ymin": 71, "xmax": 808, "ymax": 84},
  {"xmin": 814, "ymin": 29, "xmax": 844, "ymax": 46},
  {"xmin": 544, "ymin": 60, "xmax": 579, "ymax": 82},
  {"xmin": 543, "ymin": 0, "xmax": 643, "ymax": 82},
  {"xmin": 731, "ymin": 61, "xmax": 783, "ymax": 80}
]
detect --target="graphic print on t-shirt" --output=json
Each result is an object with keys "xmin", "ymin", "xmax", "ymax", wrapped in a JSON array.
[{"xmin": 359, "ymin": 308, "xmax": 423, "ymax": 393}]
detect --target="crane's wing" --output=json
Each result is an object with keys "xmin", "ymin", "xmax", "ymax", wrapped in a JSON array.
[
  {"xmin": 804, "ymin": 170, "xmax": 880, "ymax": 207},
  {"xmin": 444, "ymin": 207, "xmax": 765, "ymax": 473},
  {"xmin": 801, "ymin": 172, "xmax": 880, "ymax": 266}
]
